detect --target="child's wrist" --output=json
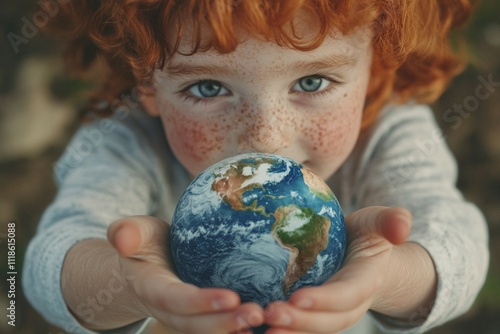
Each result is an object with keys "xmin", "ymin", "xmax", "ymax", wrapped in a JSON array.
[
  {"xmin": 370, "ymin": 242, "xmax": 437, "ymax": 322},
  {"xmin": 62, "ymin": 239, "xmax": 150, "ymax": 330}
]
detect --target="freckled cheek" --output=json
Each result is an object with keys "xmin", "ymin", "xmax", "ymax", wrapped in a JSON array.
[
  {"xmin": 303, "ymin": 101, "xmax": 363, "ymax": 157},
  {"xmin": 161, "ymin": 108, "xmax": 227, "ymax": 171}
]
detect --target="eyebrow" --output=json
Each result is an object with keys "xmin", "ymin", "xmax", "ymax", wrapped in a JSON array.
[
  {"xmin": 285, "ymin": 53, "xmax": 357, "ymax": 75},
  {"xmin": 165, "ymin": 53, "xmax": 356, "ymax": 79}
]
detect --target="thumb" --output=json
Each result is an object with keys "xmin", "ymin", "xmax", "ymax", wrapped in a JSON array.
[
  {"xmin": 345, "ymin": 206, "xmax": 412, "ymax": 245},
  {"xmin": 107, "ymin": 215, "xmax": 171, "ymax": 265}
]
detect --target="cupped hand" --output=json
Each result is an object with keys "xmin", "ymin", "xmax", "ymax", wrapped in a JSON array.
[
  {"xmin": 263, "ymin": 207, "xmax": 412, "ymax": 334},
  {"xmin": 107, "ymin": 216, "xmax": 265, "ymax": 334}
]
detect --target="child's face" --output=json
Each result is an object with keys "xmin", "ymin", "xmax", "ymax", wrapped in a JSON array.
[{"xmin": 147, "ymin": 18, "xmax": 373, "ymax": 180}]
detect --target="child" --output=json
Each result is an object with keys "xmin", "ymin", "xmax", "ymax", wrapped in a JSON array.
[{"xmin": 23, "ymin": 1, "xmax": 489, "ymax": 333}]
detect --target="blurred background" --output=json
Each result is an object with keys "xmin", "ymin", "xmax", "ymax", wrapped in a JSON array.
[{"xmin": 0, "ymin": 1, "xmax": 499, "ymax": 333}]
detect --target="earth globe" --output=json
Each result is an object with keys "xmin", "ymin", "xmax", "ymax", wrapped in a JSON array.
[{"xmin": 170, "ymin": 153, "xmax": 346, "ymax": 308}]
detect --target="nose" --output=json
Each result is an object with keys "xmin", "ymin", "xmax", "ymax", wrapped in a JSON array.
[{"xmin": 236, "ymin": 97, "xmax": 294, "ymax": 155}]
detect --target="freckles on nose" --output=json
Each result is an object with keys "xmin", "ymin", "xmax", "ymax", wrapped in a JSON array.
[{"xmin": 236, "ymin": 104, "xmax": 293, "ymax": 152}]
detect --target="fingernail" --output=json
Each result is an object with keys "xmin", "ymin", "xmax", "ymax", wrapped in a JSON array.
[
  {"xmin": 396, "ymin": 214, "xmax": 411, "ymax": 227},
  {"xmin": 236, "ymin": 311, "xmax": 264, "ymax": 329},
  {"xmin": 247, "ymin": 311, "xmax": 264, "ymax": 326},
  {"xmin": 276, "ymin": 313, "xmax": 292, "ymax": 326},
  {"xmin": 295, "ymin": 298, "xmax": 313, "ymax": 309},
  {"xmin": 212, "ymin": 298, "xmax": 231, "ymax": 310}
]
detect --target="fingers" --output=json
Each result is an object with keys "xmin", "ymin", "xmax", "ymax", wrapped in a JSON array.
[
  {"xmin": 129, "ymin": 257, "xmax": 264, "ymax": 332},
  {"xmin": 345, "ymin": 206, "xmax": 412, "ymax": 245},
  {"xmin": 108, "ymin": 221, "xmax": 142, "ymax": 256},
  {"xmin": 131, "ymin": 259, "xmax": 263, "ymax": 327},
  {"xmin": 107, "ymin": 216, "xmax": 170, "ymax": 265},
  {"xmin": 105, "ymin": 216, "xmax": 266, "ymax": 333},
  {"xmin": 284, "ymin": 249, "xmax": 388, "ymax": 314},
  {"xmin": 262, "ymin": 207, "xmax": 413, "ymax": 333},
  {"xmin": 139, "ymin": 276, "xmax": 241, "ymax": 315},
  {"xmin": 264, "ymin": 300, "xmax": 369, "ymax": 334},
  {"xmin": 157, "ymin": 303, "xmax": 265, "ymax": 334},
  {"xmin": 285, "ymin": 274, "xmax": 379, "ymax": 313},
  {"xmin": 378, "ymin": 207, "xmax": 412, "ymax": 244},
  {"xmin": 263, "ymin": 273, "xmax": 380, "ymax": 333}
]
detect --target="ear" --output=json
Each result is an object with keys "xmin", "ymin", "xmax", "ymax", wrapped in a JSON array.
[{"xmin": 135, "ymin": 85, "xmax": 160, "ymax": 116}]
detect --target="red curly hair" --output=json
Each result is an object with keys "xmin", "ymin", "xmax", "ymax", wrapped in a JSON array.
[{"xmin": 43, "ymin": 0, "xmax": 477, "ymax": 130}]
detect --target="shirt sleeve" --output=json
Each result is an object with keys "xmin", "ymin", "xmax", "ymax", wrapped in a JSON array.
[
  {"xmin": 22, "ymin": 111, "xmax": 168, "ymax": 334},
  {"xmin": 341, "ymin": 103, "xmax": 489, "ymax": 333}
]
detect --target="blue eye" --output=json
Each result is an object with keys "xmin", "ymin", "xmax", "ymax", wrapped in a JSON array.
[
  {"xmin": 293, "ymin": 76, "xmax": 331, "ymax": 93},
  {"xmin": 188, "ymin": 80, "xmax": 229, "ymax": 98}
]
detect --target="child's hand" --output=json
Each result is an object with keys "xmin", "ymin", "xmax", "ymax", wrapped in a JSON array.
[
  {"xmin": 107, "ymin": 216, "xmax": 265, "ymax": 334},
  {"xmin": 263, "ymin": 207, "xmax": 413, "ymax": 334}
]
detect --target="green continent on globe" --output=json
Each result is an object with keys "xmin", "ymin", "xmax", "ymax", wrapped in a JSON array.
[
  {"xmin": 271, "ymin": 205, "xmax": 331, "ymax": 295},
  {"xmin": 211, "ymin": 158, "xmax": 278, "ymax": 216}
]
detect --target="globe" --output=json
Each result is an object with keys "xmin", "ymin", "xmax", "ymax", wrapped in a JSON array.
[{"xmin": 170, "ymin": 153, "xmax": 346, "ymax": 307}]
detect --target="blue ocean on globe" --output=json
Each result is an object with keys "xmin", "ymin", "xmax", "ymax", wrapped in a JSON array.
[{"xmin": 170, "ymin": 153, "xmax": 346, "ymax": 307}]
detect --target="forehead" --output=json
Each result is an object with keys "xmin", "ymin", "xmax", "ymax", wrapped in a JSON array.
[
  {"xmin": 164, "ymin": 27, "xmax": 372, "ymax": 78},
  {"xmin": 167, "ymin": 8, "xmax": 371, "ymax": 59}
]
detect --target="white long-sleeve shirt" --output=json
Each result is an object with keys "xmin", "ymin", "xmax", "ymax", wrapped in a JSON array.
[{"xmin": 22, "ymin": 103, "xmax": 489, "ymax": 334}]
